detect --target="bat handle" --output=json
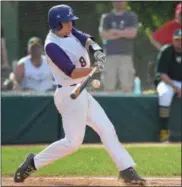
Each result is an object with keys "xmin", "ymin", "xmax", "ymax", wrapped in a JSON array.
[
  {"xmin": 70, "ymin": 92, "xmax": 77, "ymax": 99},
  {"xmin": 70, "ymin": 83, "xmax": 82, "ymax": 99},
  {"xmin": 70, "ymin": 67, "xmax": 98, "ymax": 100}
]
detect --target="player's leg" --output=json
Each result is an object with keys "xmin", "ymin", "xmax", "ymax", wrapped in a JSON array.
[
  {"xmin": 102, "ymin": 55, "xmax": 117, "ymax": 91},
  {"xmin": 118, "ymin": 55, "xmax": 134, "ymax": 93},
  {"xmin": 86, "ymin": 94, "xmax": 146, "ymax": 185},
  {"xmin": 157, "ymin": 81, "xmax": 175, "ymax": 142},
  {"xmin": 14, "ymin": 88, "xmax": 88, "ymax": 182}
]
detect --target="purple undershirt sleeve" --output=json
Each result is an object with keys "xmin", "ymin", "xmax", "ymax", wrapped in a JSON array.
[
  {"xmin": 45, "ymin": 43, "xmax": 75, "ymax": 77},
  {"xmin": 71, "ymin": 27, "xmax": 95, "ymax": 47}
]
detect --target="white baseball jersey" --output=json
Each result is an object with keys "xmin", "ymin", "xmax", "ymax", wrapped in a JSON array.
[
  {"xmin": 44, "ymin": 28, "xmax": 91, "ymax": 86},
  {"xmin": 19, "ymin": 55, "xmax": 54, "ymax": 91},
  {"xmin": 34, "ymin": 28, "xmax": 135, "ymax": 172}
]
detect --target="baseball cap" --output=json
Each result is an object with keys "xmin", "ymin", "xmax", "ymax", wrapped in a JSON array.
[
  {"xmin": 28, "ymin": 37, "xmax": 42, "ymax": 49},
  {"xmin": 175, "ymin": 3, "xmax": 182, "ymax": 15},
  {"xmin": 173, "ymin": 29, "xmax": 182, "ymax": 39}
]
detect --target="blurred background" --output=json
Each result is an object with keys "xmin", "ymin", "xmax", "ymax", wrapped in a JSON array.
[{"xmin": 1, "ymin": 1, "xmax": 179, "ymax": 92}]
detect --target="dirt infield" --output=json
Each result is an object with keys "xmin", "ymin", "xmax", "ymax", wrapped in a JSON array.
[{"xmin": 2, "ymin": 177, "xmax": 181, "ymax": 186}]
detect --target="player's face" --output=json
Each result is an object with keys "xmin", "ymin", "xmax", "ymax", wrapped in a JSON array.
[
  {"xmin": 30, "ymin": 45, "xmax": 42, "ymax": 58},
  {"xmin": 173, "ymin": 38, "xmax": 182, "ymax": 52},
  {"xmin": 112, "ymin": 1, "xmax": 126, "ymax": 11},
  {"xmin": 61, "ymin": 21, "xmax": 73, "ymax": 36}
]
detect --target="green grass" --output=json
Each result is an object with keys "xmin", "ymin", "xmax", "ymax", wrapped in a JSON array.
[{"xmin": 2, "ymin": 145, "xmax": 181, "ymax": 177}]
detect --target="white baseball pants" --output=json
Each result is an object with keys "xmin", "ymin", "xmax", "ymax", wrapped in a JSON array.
[
  {"xmin": 34, "ymin": 86, "xmax": 135, "ymax": 171},
  {"xmin": 157, "ymin": 80, "xmax": 181, "ymax": 106}
]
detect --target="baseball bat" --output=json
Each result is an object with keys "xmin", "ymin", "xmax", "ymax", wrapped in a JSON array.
[{"xmin": 70, "ymin": 67, "xmax": 98, "ymax": 99}]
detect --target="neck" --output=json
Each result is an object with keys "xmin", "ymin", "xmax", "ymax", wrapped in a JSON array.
[
  {"xmin": 31, "ymin": 56, "xmax": 41, "ymax": 60},
  {"xmin": 31, "ymin": 56, "xmax": 42, "ymax": 67},
  {"xmin": 113, "ymin": 9, "xmax": 125, "ymax": 14},
  {"xmin": 53, "ymin": 30, "xmax": 65, "ymax": 38}
]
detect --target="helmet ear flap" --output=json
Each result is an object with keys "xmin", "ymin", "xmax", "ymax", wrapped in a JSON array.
[
  {"xmin": 54, "ymin": 22, "xmax": 62, "ymax": 31},
  {"xmin": 59, "ymin": 22, "xmax": 62, "ymax": 30},
  {"xmin": 72, "ymin": 21, "xmax": 76, "ymax": 26}
]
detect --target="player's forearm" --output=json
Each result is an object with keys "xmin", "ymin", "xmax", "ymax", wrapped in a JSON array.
[
  {"xmin": 71, "ymin": 68, "xmax": 93, "ymax": 79},
  {"xmin": 149, "ymin": 36, "xmax": 162, "ymax": 50},
  {"xmin": 160, "ymin": 73, "xmax": 176, "ymax": 90},
  {"xmin": 100, "ymin": 31, "xmax": 121, "ymax": 40},
  {"xmin": 117, "ymin": 28, "xmax": 137, "ymax": 39}
]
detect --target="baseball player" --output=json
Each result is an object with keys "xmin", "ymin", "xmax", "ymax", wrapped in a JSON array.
[
  {"xmin": 14, "ymin": 5, "xmax": 146, "ymax": 185},
  {"xmin": 154, "ymin": 28, "xmax": 182, "ymax": 142}
]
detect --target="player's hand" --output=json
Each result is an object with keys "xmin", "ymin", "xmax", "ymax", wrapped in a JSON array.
[
  {"xmin": 109, "ymin": 29, "xmax": 121, "ymax": 36},
  {"xmin": 93, "ymin": 61, "xmax": 104, "ymax": 73},
  {"xmin": 93, "ymin": 51, "xmax": 106, "ymax": 64}
]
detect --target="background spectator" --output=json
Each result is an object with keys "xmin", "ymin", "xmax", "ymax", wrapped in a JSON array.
[
  {"xmin": 154, "ymin": 29, "xmax": 182, "ymax": 142},
  {"xmin": 1, "ymin": 26, "xmax": 12, "ymax": 91},
  {"xmin": 13, "ymin": 37, "xmax": 54, "ymax": 92},
  {"xmin": 150, "ymin": 3, "xmax": 182, "ymax": 50},
  {"xmin": 99, "ymin": 1, "xmax": 138, "ymax": 93},
  {"xmin": 1, "ymin": 27, "xmax": 10, "ymax": 69}
]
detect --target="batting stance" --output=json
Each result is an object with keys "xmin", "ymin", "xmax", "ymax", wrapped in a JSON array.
[
  {"xmin": 154, "ymin": 29, "xmax": 182, "ymax": 142},
  {"xmin": 14, "ymin": 5, "xmax": 146, "ymax": 185}
]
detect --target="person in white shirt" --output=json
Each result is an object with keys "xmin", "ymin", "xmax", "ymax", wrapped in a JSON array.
[{"xmin": 14, "ymin": 37, "xmax": 54, "ymax": 92}]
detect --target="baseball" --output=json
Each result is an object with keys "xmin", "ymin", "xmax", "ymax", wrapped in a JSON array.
[{"xmin": 92, "ymin": 79, "xmax": 101, "ymax": 89}]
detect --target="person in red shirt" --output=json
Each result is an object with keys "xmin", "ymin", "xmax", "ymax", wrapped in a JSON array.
[{"xmin": 150, "ymin": 3, "xmax": 182, "ymax": 50}]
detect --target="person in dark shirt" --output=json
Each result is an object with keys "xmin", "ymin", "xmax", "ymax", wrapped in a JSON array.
[
  {"xmin": 99, "ymin": 1, "xmax": 138, "ymax": 92},
  {"xmin": 154, "ymin": 28, "xmax": 182, "ymax": 142}
]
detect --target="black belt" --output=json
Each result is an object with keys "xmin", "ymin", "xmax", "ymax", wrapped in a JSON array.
[{"xmin": 57, "ymin": 84, "xmax": 76, "ymax": 88}]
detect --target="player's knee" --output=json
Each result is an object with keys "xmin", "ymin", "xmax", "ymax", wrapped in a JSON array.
[
  {"xmin": 158, "ymin": 92, "xmax": 173, "ymax": 107},
  {"xmin": 66, "ymin": 138, "xmax": 82, "ymax": 152}
]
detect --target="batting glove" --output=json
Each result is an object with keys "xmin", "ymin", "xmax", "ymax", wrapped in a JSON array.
[
  {"xmin": 94, "ymin": 51, "xmax": 106, "ymax": 64},
  {"xmin": 94, "ymin": 61, "xmax": 105, "ymax": 73}
]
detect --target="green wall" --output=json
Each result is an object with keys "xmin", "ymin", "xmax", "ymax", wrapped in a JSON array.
[{"xmin": 1, "ymin": 93, "xmax": 181, "ymax": 144}]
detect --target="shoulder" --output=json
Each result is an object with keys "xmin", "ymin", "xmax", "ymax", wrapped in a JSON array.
[
  {"xmin": 45, "ymin": 42, "xmax": 60, "ymax": 51},
  {"xmin": 101, "ymin": 12, "xmax": 113, "ymax": 20},
  {"xmin": 41, "ymin": 54, "xmax": 47, "ymax": 61},
  {"xmin": 17, "ymin": 55, "xmax": 30, "ymax": 66},
  {"xmin": 125, "ymin": 11, "xmax": 137, "ymax": 18},
  {"xmin": 161, "ymin": 20, "xmax": 176, "ymax": 29},
  {"xmin": 44, "ymin": 42, "xmax": 61, "ymax": 55},
  {"xmin": 160, "ymin": 44, "xmax": 172, "ymax": 53},
  {"xmin": 44, "ymin": 31, "xmax": 58, "ymax": 48},
  {"xmin": 100, "ymin": 12, "xmax": 109, "ymax": 19}
]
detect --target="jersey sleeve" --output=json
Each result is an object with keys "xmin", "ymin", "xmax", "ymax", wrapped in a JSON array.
[
  {"xmin": 71, "ymin": 27, "xmax": 95, "ymax": 47},
  {"xmin": 45, "ymin": 43, "xmax": 76, "ymax": 77},
  {"xmin": 156, "ymin": 46, "xmax": 170, "ymax": 74},
  {"xmin": 98, "ymin": 14, "xmax": 110, "ymax": 33}
]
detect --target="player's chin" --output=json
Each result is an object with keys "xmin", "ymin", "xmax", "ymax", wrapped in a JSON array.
[{"xmin": 65, "ymin": 30, "xmax": 72, "ymax": 36}]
